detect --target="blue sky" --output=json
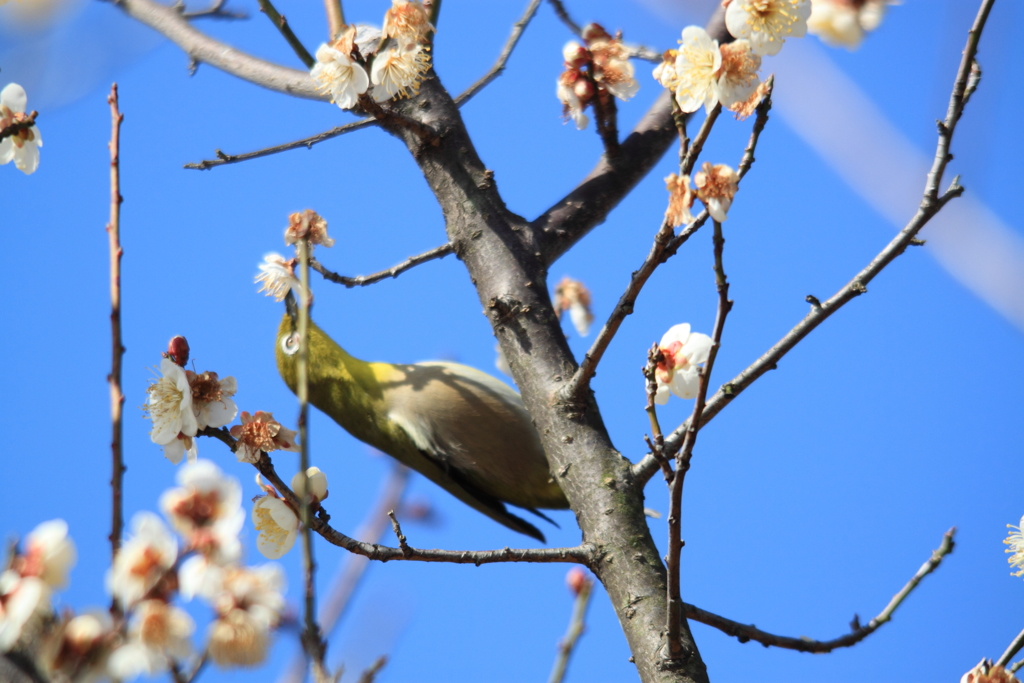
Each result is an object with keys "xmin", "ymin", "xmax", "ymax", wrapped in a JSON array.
[{"xmin": 2, "ymin": 1, "xmax": 1023, "ymax": 682}]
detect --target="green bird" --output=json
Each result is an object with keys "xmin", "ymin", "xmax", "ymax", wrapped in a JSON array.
[{"xmin": 275, "ymin": 293, "xmax": 569, "ymax": 541}]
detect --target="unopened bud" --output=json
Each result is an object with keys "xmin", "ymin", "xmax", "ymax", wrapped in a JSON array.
[
  {"xmin": 581, "ymin": 22, "xmax": 611, "ymax": 45},
  {"xmin": 566, "ymin": 567, "xmax": 589, "ymax": 596},
  {"xmin": 573, "ymin": 77, "xmax": 595, "ymax": 103},
  {"xmin": 166, "ymin": 336, "xmax": 190, "ymax": 367},
  {"xmin": 292, "ymin": 467, "xmax": 329, "ymax": 503}
]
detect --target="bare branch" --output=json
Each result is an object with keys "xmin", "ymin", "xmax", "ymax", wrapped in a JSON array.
[
  {"xmin": 323, "ymin": 0, "xmax": 344, "ymax": 41},
  {"xmin": 455, "ymin": 0, "xmax": 543, "ymax": 106},
  {"xmin": 106, "ymin": 85, "xmax": 126, "ymax": 609},
  {"xmin": 179, "ymin": 0, "xmax": 247, "ymax": 20},
  {"xmin": 356, "ymin": 656, "xmax": 388, "ymax": 683},
  {"xmin": 549, "ymin": 576, "xmax": 594, "ymax": 683},
  {"xmin": 546, "ymin": 0, "xmax": 581, "ymax": 35},
  {"xmin": 685, "ymin": 528, "xmax": 955, "ymax": 653},
  {"xmin": 194, "ymin": 430, "xmax": 593, "ymax": 566},
  {"xmin": 257, "ymin": 0, "xmax": 315, "ymax": 69},
  {"xmin": 106, "ymin": 0, "xmax": 321, "ymax": 99},
  {"xmin": 184, "ymin": 118, "xmax": 375, "ymax": 170},
  {"xmin": 387, "ymin": 510, "xmax": 413, "ymax": 557},
  {"xmin": 634, "ymin": 0, "xmax": 991, "ymax": 482},
  {"xmin": 310, "ymin": 244, "xmax": 454, "ymax": 288},
  {"xmin": 996, "ymin": 628, "xmax": 1024, "ymax": 669},
  {"xmin": 665, "ymin": 219, "xmax": 731, "ymax": 662}
]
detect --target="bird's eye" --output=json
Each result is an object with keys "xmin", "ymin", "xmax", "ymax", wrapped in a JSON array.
[{"xmin": 282, "ymin": 333, "xmax": 301, "ymax": 356}]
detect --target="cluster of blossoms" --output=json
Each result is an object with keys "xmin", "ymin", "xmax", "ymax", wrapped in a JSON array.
[
  {"xmin": 1, "ymin": 462, "xmax": 295, "ymax": 680},
  {"xmin": 310, "ymin": 0, "xmax": 434, "ymax": 110},
  {"xmin": 807, "ymin": 0, "xmax": 895, "ymax": 50},
  {"xmin": 0, "ymin": 83, "xmax": 42, "ymax": 175},
  {"xmin": 651, "ymin": 323, "xmax": 714, "ymax": 404},
  {"xmin": 146, "ymin": 335, "xmax": 238, "ymax": 464},
  {"xmin": 257, "ymin": 209, "xmax": 336, "ymax": 304},
  {"xmin": 664, "ymin": 161, "xmax": 740, "ymax": 226},
  {"xmin": 554, "ymin": 276, "xmax": 595, "ymax": 337},
  {"xmin": 557, "ymin": 23, "xmax": 640, "ymax": 130}
]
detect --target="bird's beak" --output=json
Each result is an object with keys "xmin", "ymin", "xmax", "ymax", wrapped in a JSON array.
[{"xmin": 284, "ymin": 289, "xmax": 299, "ymax": 327}]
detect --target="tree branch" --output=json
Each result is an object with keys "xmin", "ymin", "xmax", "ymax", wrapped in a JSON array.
[
  {"xmin": 192, "ymin": 431, "xmax": 593, "ymax": 566},
  {"xmin": 996, "ymin": 628, "xmax": 1024, "ymax": 669},
  {"xmin": 684, "ymin": 528, "xmax": 956, "ymax": 653},
  {"xmin": 184, "ymin": 118, "xmax": 375, "ymax": 170},
  {"xmin": 454, "ymin": 0, "xmax": 542, "ymax": 106},
  {"xmin": 106, "ymin": 85, "xmax": 126, "ymax": 603},
  {"xmin": 257, "ymin": 0, "xmax": 315, "ymax": 69},
  {"xmin": 105, "ymin": 0, "xmax": 321, "ymax": 99},
  {"xmin": 633, "ymin": 0, "xmax": 991, "ymax": 482},
  {"xmin": 309, "ymin": 243, "xmax": 453, "ymax": 288},
  {"xmin": 532, "ymin": 8, "xmax": 729, "ymax": 265},
  {"xmin": 546, "ymin": 0, "xmax": 581, "ymax": 35},
  {"xmin": 665, "ymin": 219, "xmax": 731, "ymax": 661},
  {"xmin": 179, "ymin": 0, "xmax": 247, "ymax": 20}
]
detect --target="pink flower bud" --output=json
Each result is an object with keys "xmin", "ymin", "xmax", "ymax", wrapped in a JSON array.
[
  {"xmin": 566, "ymin": 567, "xmax": 588, "ymax": 596},
  {"xmin": 573, "ymin": 77, "xmax": 595, "ymax": 103},
  {"xmin": 166, "ymin": 336, "xmax": 190, "ymax": 367}
]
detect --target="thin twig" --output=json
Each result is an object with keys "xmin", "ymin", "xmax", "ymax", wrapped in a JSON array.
[
  {"xmin": 548, "ymin": 577, "xmax": 593, "ymax": 683},
  {"xmin": 196, "ymin": 429, "xmax": 592, "ymax": 565},
  {"xmin": 179, "ymin": 0, "xmax": 247, "ymax": 20},
  {"xmin": 996, "ymin": 628, "xmax": 1024, "ymax": 668},
  {"xmin": 561, "ymin": 96, "xmax": 746, "ymax": 403},
  {"xmin": 0, "ymin": 110, "xmax": 38, "ymax": 144},
  {"xmin": 310, "ymin": 244, "xmax": 453, "ymax": 288},
  {"xmin": 642, "ymin": 345, "xmax": 673, "ymax": 482},
  {"xmin": 295, "ymin": 238, "xmax": 330, "ymax": 682},
  {"xmin": 454, "ymin": 0, "xmax": 542, "ymax": 106},
  {"xmin": 684, "ymin": 528, "xmax": 956, "ymax": 652},
  {"xmin": 631, "ymin": 29, "xmax": 982, "ymax": 482},
  {"xmin": 388, "ymin": 511, "xmax": 413, "ymax": 556},
  {"xmin": 356, "ymin": 656, "xmax": 388, "ymax": 683},
  {"xmin": 257, "ymin": 0, "xmax": 315, "ymax": 69},
  {"xmin": 679, "ymin": 103, "xmax": 721, "ymax": 178},
  {"xmin": 426, "ymin": 0, "xmax": 441, "ymax": 30},
  {"xmin": 277, "ymin": 466, "xmax": 409, "ymax": 683},
  {"xmin": 546, "ymin": 0, "xmax": 581, "ymax": 35},
  {"xmin": 184, "ymin": 118, "xmax": 375, "ymax": 170},
  {"xmin": 736, "ymin": 76, "xmax": 773, "ymax": 180},
  {"xmin": 323, "ymin": 0, "xmax": 344, "ymax": 41},
  {"xmin": 665, "ymin": 219, "xmax": 731, "ymax": 663},
  {"xmin": 106, "ymin": 85, "xmax": 126, "ymax": 607}
]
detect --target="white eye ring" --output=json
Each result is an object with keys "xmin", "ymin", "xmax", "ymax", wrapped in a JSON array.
[{"xmin": 282, "ymin": 333, "xmax": 300, "ymax": 356}]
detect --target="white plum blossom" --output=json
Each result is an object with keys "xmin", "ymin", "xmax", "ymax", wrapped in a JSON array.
[
  {"xmin": 107, "ymin": 600, "xmax": 194, "ymax": 679},
  {"xmin": 556, "ymin": 72, "xmax": 590, "ymax": 130},
  {"xmin": 585, "ymin": 26, "xmax": 639, "ymax": 101},
  {"xmin": 41, "ymin": 611, "xmax": 113, "ymax": 682},
  {"xmin": 382, "ymin": 0, "xmax": 433, "ymax": 46},
  {"xmin": 229, "ymin": 411, "xmax": 300, "ymax": 464},
  {"xmin": 653, "ymin": 323, "xmax": 713, "ymax": 403},
  {"xmin": 188, "ymin": 370, "xmax": 238, "ymax": 432},
  {"xmin": 0, "ymin": 572, "xmax": 51, "ymax": 651},
  {"xmin": 807, "ymin": 0, "xmax": 891, "ymax": 49},
  {"xmin": 19, "ymin": 519, "xmax": 77, "ymax": 589},
  {"xmin": 0, "ymin": 83, "xmax": 42, "ymax": 175},
  {"xmin": 256, "ymin": 253, "xmax": 303, "ymax": 303},
  {"xmin": 252, "ymin": 491, "xmax": 299, "ymax": 560},
  {"xmin": 664, "ymin": 173, "xmax": 695, "ymax": 227},
  {"xmin": 725, "ymin": 0, "xmax": 811, "ymax": 56},
  {"xmin": 672, "ymin": 26, "xmax": 722, "ymax": 114},
  {"xmin": 553, "ymin": 277, "xmax": 594, "ymax": 337},
  {"xmin": 206, "ymin": 565, "xmax": 286, "ymax": 668},
  {"xmin": 147, "ymin": 357, "xmax": 198, "ymax": 464},
  {"xmin": 371, "ymin": 42, "xmax": 430, "ymax": 102},
  {"xmin": 694, "ymin": 162, "xmax": 740, "ymax": 222},
  {"xmin": 1005, "ymin": 515, "xmax": 1024, "ymax": 577},
  {"xmin": 160, "ymin": 459, "xmax": 244, "ymax": 564},
  {"xmin": 311, "ymin": 41, "xmax": 369, "ymax": 110},
  {"xmin": 107, "ymin": 513, "xmax": 177, "ymax": 609},
  {"xmin": 715, "ymin": 40, "xmax": 762, "ymax": 110}
]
